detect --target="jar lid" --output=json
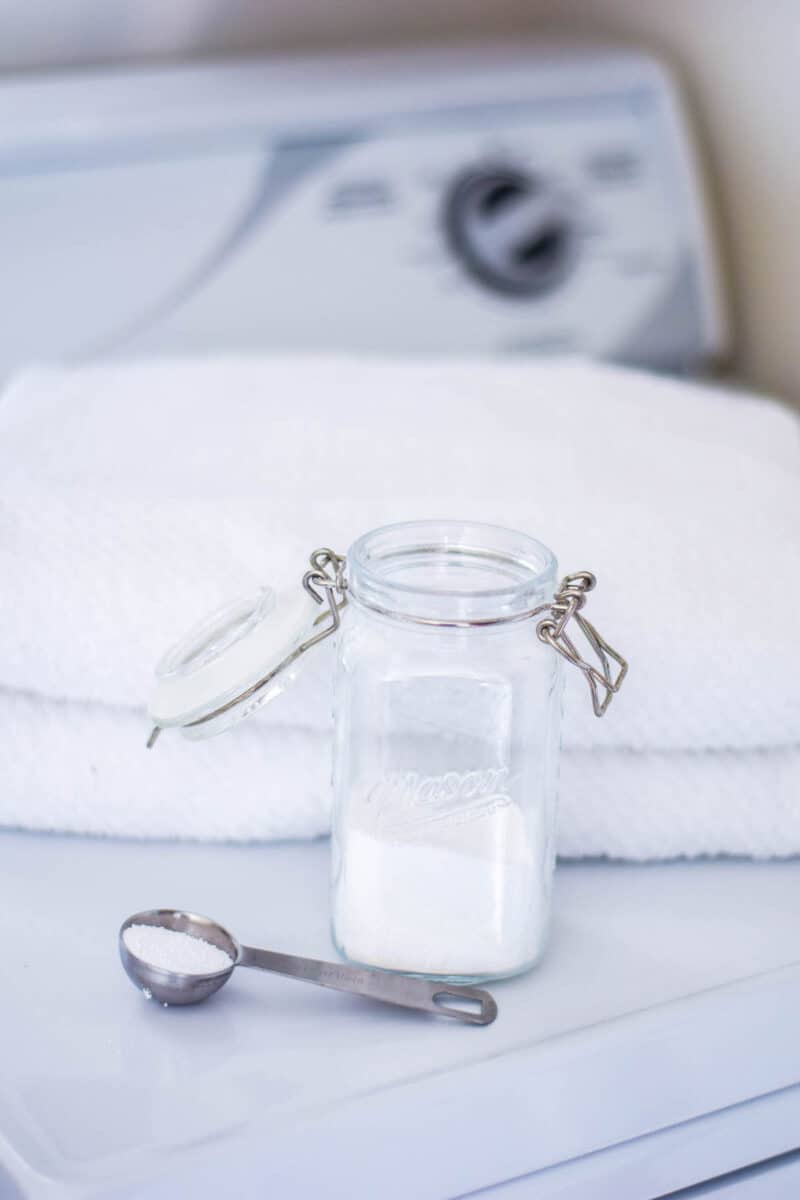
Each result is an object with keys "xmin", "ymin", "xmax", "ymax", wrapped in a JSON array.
[{"xmin": 148, "ymin": 584, "xmax": 320, "ymax": 741}]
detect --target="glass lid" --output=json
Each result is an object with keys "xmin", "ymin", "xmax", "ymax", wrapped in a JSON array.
[{"xmin": 148, "ymin": 584, "xmax": 320, "ymax": 740}]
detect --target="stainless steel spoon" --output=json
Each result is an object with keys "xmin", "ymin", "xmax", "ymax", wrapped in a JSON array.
[{"xmin": 119, "ymin": 909, "xmax": 498, "ymax": 1025}]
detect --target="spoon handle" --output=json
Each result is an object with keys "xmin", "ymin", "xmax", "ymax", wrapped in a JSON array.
[{"xmin": 237, "ymin": 945, "xmax": 497, "ymax": 1025}]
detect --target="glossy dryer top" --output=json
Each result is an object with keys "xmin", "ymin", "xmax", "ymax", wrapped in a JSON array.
[{"xmin": 0, "ymin": 831, "xmax": 799, "ymax": 1199}]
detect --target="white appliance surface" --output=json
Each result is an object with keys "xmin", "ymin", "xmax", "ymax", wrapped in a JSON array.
[
  {"xmin": 0, "ymin": 44, "xmax": 725, "ymax": 378},
  {"xmin": 0, "ymin": 830, "xmax": 798, "ymax": 1199}
]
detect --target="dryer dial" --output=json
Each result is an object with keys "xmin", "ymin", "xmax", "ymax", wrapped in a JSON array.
[{"xmin": 444, "ymin": 167, "xmax": 575, "ymax": 297}]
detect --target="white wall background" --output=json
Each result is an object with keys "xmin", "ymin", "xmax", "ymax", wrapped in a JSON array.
[
  {"xmin": 0, "ymin": 1, "xmax": 531, "ymax": 68},
  {"xmin": 529, "ymin": 0, "xmax": 800, "ymax": 407},
  {"xmin": 2, "ymin": 0, "xmax": 799, "ymax": 405}
]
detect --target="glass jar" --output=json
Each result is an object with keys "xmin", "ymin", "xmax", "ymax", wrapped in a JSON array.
[
  {"xmin": 330, "ymin": 521, "xmax": 562, "ymax": 983},
  {"xmin": 148, "ymin": 519, "xmax": 625, "ymax": 985}
]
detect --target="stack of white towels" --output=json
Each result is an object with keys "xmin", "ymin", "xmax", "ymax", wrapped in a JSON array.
[{"xmin": 1, "ymin": 355, "xmax": 798, "ymax": 858}]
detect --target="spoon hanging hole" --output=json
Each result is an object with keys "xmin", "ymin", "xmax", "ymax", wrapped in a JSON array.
[{"xmin": 432, "ymin": 990, "xmax": 498, "ymax": 1025}]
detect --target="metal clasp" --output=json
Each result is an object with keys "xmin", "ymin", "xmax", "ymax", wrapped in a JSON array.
[
  {"xmin": 536, "ymin": 572, "xmax": 627, "ymax": 717},
  {"xmin": 302, "ymin": 547, "xmax": 348, "ymax": 638}
]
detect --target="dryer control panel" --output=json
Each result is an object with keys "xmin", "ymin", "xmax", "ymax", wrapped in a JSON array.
[{"xmin": 0, "ymin": 44, "xmax": 727, "ymax": 375}]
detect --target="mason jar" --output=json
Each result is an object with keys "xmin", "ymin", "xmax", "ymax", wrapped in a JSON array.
[
  {"xmin": 329, "ymin": 521, "xmax": 562, "ymax": 983},
  {"xmin": 148, "ymin": 519, "xmax": 625, "ymax": 985}
]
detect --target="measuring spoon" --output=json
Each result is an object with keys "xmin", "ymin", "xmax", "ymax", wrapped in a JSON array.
[{"xmin": 119, "ymin": 909, "xmax": 498, "ymax": 1025}]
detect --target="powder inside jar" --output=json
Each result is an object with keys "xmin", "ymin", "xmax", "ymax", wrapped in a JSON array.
[
  {"xmin": 123, "ymin": 923, "xmax": 233, "ymax": 975},
  {"xmin": 334, "ymin": 800, "xmax": 547, "ymax": 978}
]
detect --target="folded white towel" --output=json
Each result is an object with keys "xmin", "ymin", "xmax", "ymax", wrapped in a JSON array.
[
  {"xmin": 2, "ymin": 689, "xmax": 797, "ymax": 858},
  {"xmin": 1, "ymin": 354, "xmax": 799, "ymax": 855},
  {"xmin": 0, "ymin": 690, "xmax": 331, "ymax": 842},
  {"xmin": 2, "ymin": 356, "xmax": 798, "ymax": 757}
]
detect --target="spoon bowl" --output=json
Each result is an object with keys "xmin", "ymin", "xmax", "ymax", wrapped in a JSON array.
[{"xmin": 120, "ymin": 909, "xmax": 238, "ymax": 1006}]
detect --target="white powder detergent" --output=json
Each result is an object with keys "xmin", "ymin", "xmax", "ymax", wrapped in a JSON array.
[
  {"xmin": 334, "ymin": 798, "xmax": 548, "ymax": 978},
  {"xmin": 123, "ymin": 924, "xmax": 233, "ymax": 975}
]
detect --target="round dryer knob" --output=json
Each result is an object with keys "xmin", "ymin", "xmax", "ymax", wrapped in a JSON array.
[{"xmin": 444, "ymin": 166, "xmax": 575, "ymax": 297}]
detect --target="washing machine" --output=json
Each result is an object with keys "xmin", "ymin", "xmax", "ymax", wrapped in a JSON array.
[{"xmin": 0, "ymin": 43, "xmax": 726, "ymax": 376}]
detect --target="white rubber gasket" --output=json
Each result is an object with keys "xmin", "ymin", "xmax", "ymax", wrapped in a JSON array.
[{"xmin": 149, "ymin": 586, "xmax": 319, "ymax": 729}]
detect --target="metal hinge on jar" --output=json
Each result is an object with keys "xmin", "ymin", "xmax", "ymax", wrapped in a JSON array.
[{"xmin": 535, "ymin": 572, "xmax": 627, "ymax": 716}]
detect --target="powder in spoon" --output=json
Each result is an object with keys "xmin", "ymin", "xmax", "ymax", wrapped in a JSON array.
[{"xmin": 123, "ymin": 924, "xmax": 233, "ymax": 975}]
